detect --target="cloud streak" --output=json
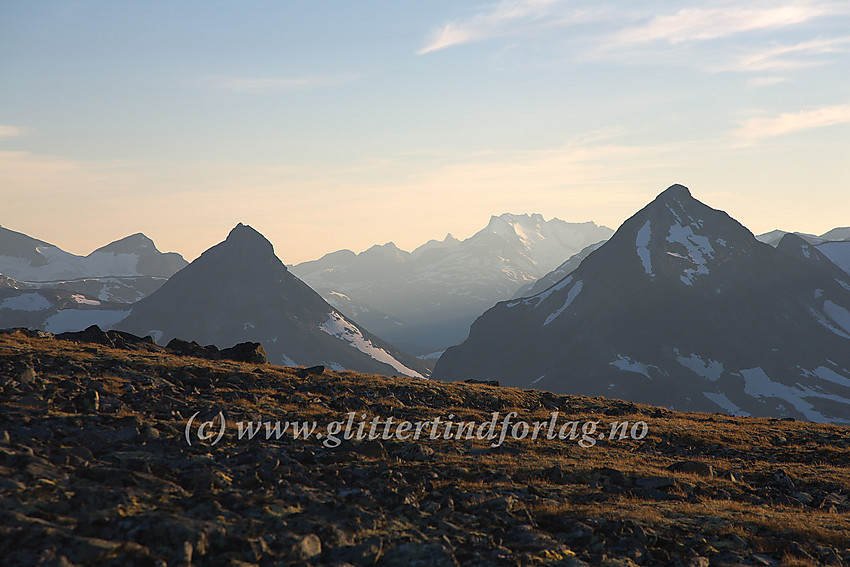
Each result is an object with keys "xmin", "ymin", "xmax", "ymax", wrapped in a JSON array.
[
  {"xmin": 733, "ymin": 103, "xmax": 850, "ymax": 144},
  {"xmin": 0, "ymin": 125, "xmax": 28, "ymax": 139},
  {"xmin": 418, "ymin": 0, "xmax": 567, "ymax": 54},
  {"xmin": 724, "ymin": 37, "xmax": 850, "ymax": 72},
  {"xmin": 607, "ymin": 4, "xmax": 834, "ymax": 47}
]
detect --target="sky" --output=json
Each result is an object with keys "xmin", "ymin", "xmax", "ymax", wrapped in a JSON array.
[{"xmin": 1, "ymin": 0, "xmax": 849, "ymax": 263}]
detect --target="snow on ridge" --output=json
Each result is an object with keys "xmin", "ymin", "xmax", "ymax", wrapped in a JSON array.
[
  {"xmin": 43, "ymin": 308, "xmax": 129, "ymax": 334},
  {"xmin": 71, "ymin": 293, "xmax": 101, "ymax": 306},
  {"xmin": 417, "ymin": 350, "xmax": 445, "ymax": 360},
  {"xmin": 666, "ymin": 222, "xmax": 715, "ymax": 285},
  {"xmin": 507, "ymin": 275, "xmax": 574, "ymax": 308},
  {"xmin": 543, "ymin": 280, "xmax": 583, "ymax": 326},
  {"xmin": 676, "ymin": 352, "xmax": 723, "ymax": 381},
  {"xmin": 319, "ymin": 311, "xmax": 424, "ymax": 378},
  {"xmin": 636, "ymin": 221, "xmax": 653, "ymax": 276}
]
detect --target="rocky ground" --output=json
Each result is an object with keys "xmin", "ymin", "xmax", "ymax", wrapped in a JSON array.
[{"xmin": 0, "ymin": 328, "xmax": 848, "ymax": 566}]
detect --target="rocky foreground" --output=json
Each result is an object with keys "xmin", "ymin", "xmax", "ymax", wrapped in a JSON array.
[{"xmin": 0, "ymin": 329, "xmax": 848, "ymax": 566}]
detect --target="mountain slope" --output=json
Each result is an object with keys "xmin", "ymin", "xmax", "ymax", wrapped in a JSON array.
[
  {"xmin": 434, "ymin": 185, "xmax": 850, "ymax": 424},
  {"xmin": 513, "ymin": 240, "xmax": 607, "ymax": 299},
  {"xmin": 292, "ymin": 214, "xmax": 612, "ymax": 353},
  {"xmin": 117, "ymin": 223, "xmax": 428, "ymax": 377},
  {"xmin": 817, "ymin": 241, "xmax": 850, "ymax": 276}
]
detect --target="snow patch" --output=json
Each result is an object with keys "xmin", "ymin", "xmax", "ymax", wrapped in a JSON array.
[
  {"xmin": 666, "ymin": 222, "xmax": 715, "ymax": 285},
  {"xmin": 635, "ymin": 221, "xmax": 653, "ymax": 276},
  {"xmin": 823, "ymin": 301, "xmax": 850, "ymax": 334},
  {"xmin": 280, "ymin": 354, "xmax": 298, "ymax": 367},
  {"xmin": 319, "ymin": 311, "xmax": 423, "ymax": 378},
  {"xmin": 676, "ymin": 353, "xmax": 723, "ymax": 381},
  {"xmin": 543, "ymin": 280, "xmax": 583, "ymax": 326},
  {"xmin": 0, "ymin": 293, "xmax": 51, "ymax": 311},
  {"xmin": 703, "ymin": 392, "xmax": 749, "ymax": 416},
  {"xmin": 71, "ymin": 293, "xmax": 101, "ymax": 306},
  {"xmin": 810, "ymin": 306, "xmax": 850, "ymax": 339},
  {"xmin": 530, "ymin": 375, "xmax": 546, "ymax": 385},
  {"xmin": 741, "ymin": 367, "xmax": 850, "ymax": 424},
  {"xmin": 610, "ymin": 355, "xmax": 652, "ymax": 379},
  {"xmin": 812, "ymin": 366, "xmax": 850, "ymax": 389},
  {"xmin": 149, "ymin": 330, "xmax": 163, "ymax": 344}
]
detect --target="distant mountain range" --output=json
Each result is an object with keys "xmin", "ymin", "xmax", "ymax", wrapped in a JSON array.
[
  {"xmin": 291, "ymin": 214, "xmax": 613, "ymax": 354},
  {"xmin": 434, "ymin": 185, "xmax": 850, "ymax": 424},
  {"xmin": 0, "ymin": 227, "xmax": 187, "ymax": 333},
  {"xmin": 116, "ymin": 224, "xmax": 428, "ymax": 377}
]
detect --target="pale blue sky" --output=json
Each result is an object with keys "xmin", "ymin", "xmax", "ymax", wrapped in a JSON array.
[{"xmin": 2, "ymin": 1, "xmax": 848, "ymax": 262}]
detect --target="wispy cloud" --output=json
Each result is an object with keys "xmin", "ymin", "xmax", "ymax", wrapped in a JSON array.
[
  {"xmin": 725, "ymin": 37, "xmax": 850, "ymax": 72},
  {"xmin": 746, "ymin": 76, "xmax": 788, "ymax": 88},
  {"xmin": 0, "ymin": 125, "xmax": 28, "ymax": 139},
  {"xmin": 418, "ymin": 0, "xmax": 570, "ymax": 54},
  {"xmin": 215, "ymin": 74, "xmax": 361, "ymax": 92},
  {"xmin": 607, "ymin": 4, "xmax": 833, "ymax": 47},
  {"xmin": 733, "ymin": 103, "xmax": 850, "ymax": 144}
]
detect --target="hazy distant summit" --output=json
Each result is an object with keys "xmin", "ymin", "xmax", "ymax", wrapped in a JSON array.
[{"xmin": 291, "ymin": 213, "xmax": 613, "ymax": 353}]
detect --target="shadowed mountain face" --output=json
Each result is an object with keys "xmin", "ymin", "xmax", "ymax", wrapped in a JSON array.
[
  {"xmin": 292, "ymin": 214, "xmax": 613, "ymax": 353},
  {"xmin": 117, "ymin": 224, "xmax": 428, "ymax": 378},
  {"xmin": 513, "ymin": 240, "xmax": 607, "ymax": 299},
  {"xmin": 434, "ymin": 185, "xmax": 850, "ymax": 424}
]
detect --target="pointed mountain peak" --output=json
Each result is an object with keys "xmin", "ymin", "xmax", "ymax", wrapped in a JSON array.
[
  {"xmin": 222, "ymin": 223, "xmax": 274, "ymax": 252},
  {"xmin": 659, "ymin": 183, "xmax": 692, "ymax": 198}
]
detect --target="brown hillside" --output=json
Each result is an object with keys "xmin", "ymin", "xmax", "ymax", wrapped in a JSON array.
[{"xmin": 0, "ymin": 329, "xmax": 848, "ymax": 566}]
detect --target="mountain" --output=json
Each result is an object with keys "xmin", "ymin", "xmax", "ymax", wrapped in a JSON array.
[
  {"xmin": 755, "ymin": 226, "xmax": 850, "ymax": 276},
  {"xmin": 117, "ymin": 223, "xmax": 427, "ymax": 377},
  {"xmin": 513, "ymin": 240, "xmax": 607, "ymax": 299},
  {"xmin": 820, "ymin": 227, "xmax": 850, "ymax": 241},
  {"xmin": 0, "ymin": 226, "xmax": 188, "ymax": 303},
  {"xmin": 291, "ymin": 214, "xmax": 613, "ymax": 353},
  {"xmin": 755, "ymin": 230, "xmax": 824, "ymax": 247},
  {"xmin": 434, "ymin": 184, "xmax": 850, "ymax": 424}
]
